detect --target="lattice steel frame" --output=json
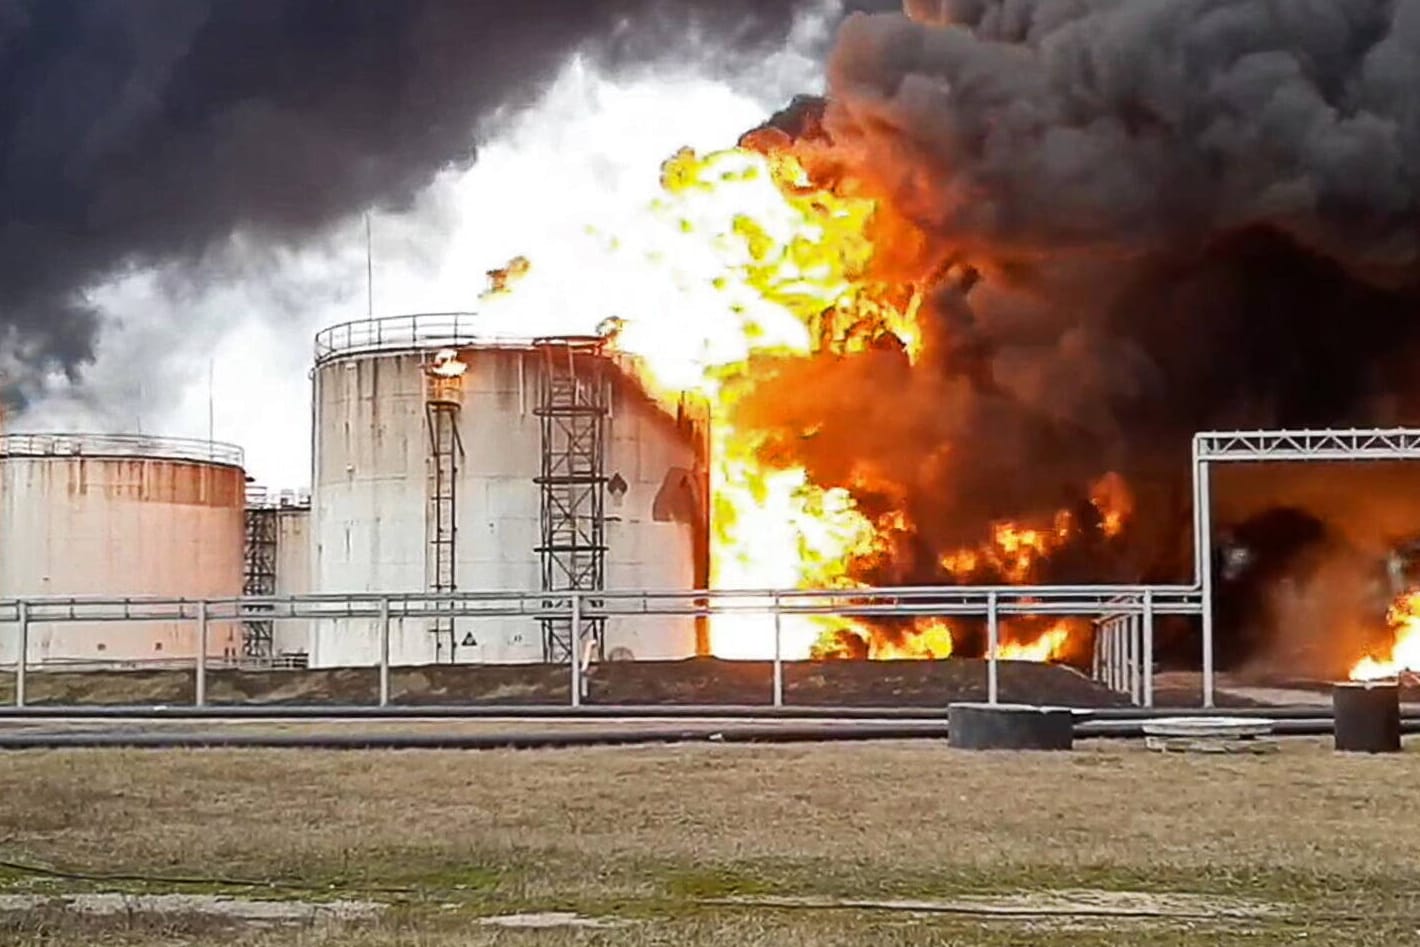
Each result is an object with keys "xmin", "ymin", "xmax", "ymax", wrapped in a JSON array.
[
  {"xmin": 241, "ymin": 506, "xmax": 278, "ymax": 659},
  {"xmin": 425, "ymin": 376, "xmax": 464, "ymax": 663},
  {"xmin": 534, "ymin": 338, "xmax": 609, "ymax": 663},
  {"xmin": 1191, "ymin": 427, "xmax": 1420, "ymax": 707}
]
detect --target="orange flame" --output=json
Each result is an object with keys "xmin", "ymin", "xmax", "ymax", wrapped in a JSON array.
[
  {"xmin": 488, "ymin": 143, "xmax": 1131, "ymax": 664},
  {"xmin": 1350, "ymin": 590, "xmax": 1420, "ymax": 680},
  {"xmin": 1090, "ymin": 471, "xmax": 1133, "ymax": 539},
  {"xmin": 480, "ymin": 255, "xmax": 531, "ymax": 300},
  {"xmin": 996, "ymin": 621, "xmax": 1075, "ymax": 662},
  {"xmin": 811, "ymin": 617, "xmax": 1079, "ymax": 664},
  {"xmin": 596, "ymin": 146, "xmax": 916, "ymax": 658}
]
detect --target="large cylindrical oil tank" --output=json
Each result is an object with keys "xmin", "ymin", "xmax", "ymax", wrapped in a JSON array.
[
  {"xmin": 0, "ymin": 433, "xmax": 247, "ymax": 666},
  {"xmin": 309, "ymin": 314, "xmax": 708, "ymax": 667}
]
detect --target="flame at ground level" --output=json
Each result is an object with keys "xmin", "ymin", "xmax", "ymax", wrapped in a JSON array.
[
  {"xmin": 809, "ymin": 617, "xmax": 1084, "ymax": 664},
  {"xmin": 1350, "ymin": 590, "xmax": 1420, "ymax": 680}
]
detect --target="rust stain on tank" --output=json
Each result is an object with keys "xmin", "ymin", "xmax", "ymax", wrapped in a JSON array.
[{"xmin": 64, "ymin": 457, "xmax": 244, "ymax": 507}]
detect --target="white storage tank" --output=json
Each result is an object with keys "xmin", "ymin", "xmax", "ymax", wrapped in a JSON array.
[
  {"xmin": 0, "ymin": 433, "xmax": 247, "ymax": 667},
  {"xmin": 310, "ymin": 314, "xmax": 708, "ymax": 667},
  {"xmin": 273, "ymin": 501, "xmax": 311, "ymax": 657}
]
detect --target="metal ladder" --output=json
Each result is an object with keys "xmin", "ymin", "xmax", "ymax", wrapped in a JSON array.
[{"xmin": 425, "ymin": 382, "xmax": 463, "ymax": 662}]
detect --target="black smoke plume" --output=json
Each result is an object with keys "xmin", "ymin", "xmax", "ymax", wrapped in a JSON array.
[
  {"xmin": 740, "ymin": 0, "xmax": 1420, "ymax": 668},
  {"xmin": 0, "ymin": 0, "xmax": 896, "ymax": 395}
]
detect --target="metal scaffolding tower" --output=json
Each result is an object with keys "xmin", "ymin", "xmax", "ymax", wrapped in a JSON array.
[
  {"xmin": 241, "ymin": 503, "xmax": 278, "ymax": 660},
  {"xmin": 1190, "ymin": 426, "xmax": 1420, "ymax": 708},
  {"xmin": 534, "ymin": 338, "xmax": 609, "ymax": 663},
  {"xmin": 425, "ymin": 355, "xmax": 465, "ymax": 662}
]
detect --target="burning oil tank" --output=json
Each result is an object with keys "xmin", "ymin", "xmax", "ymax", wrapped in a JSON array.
[
  {"xmin": 0, "ymin": 433, "xmax": 246, "ymax": 666},
  {"xmin": 309, "ymin": 314, "xmax": 708, "ymax": 667}
]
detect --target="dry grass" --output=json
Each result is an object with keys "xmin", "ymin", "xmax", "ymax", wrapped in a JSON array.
[{"xmin": 1, "ymin": 738, "xmax": 1418, "ymax": 945}]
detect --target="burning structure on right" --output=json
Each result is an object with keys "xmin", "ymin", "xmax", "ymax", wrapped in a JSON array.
[{"xmin": 629, "ymin": 1, "xmax": 1420, "ymax": 676}]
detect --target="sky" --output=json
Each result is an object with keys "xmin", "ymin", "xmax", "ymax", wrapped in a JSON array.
[{"xmin": 16, "ymin": 12, "xmax": 830, "ymax": 490}]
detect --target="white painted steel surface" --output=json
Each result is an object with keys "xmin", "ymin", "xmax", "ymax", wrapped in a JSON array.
[
  {"xmin": 310, "ymin": 320, "xmax": 701, "ymax": 667},
  {"xmin": 0, "ymin": 435, "xmax": 246, "ymax": 666},
  {"xmin": 273, "ymin": 506, "xmax": 312, "ymax": 656}
]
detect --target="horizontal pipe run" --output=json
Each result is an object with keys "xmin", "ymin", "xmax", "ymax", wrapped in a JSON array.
[
  {"xmin": 0, "ymin": 703, "xmax": 1414, "ymax": 722},
  {"xmin": 0, "ymin": 717, "xmax": 1416, "ymax": 750},
  {"xmin": 0, "ymin": 725, "xmax": 951, "ymax": 750},
  {"xmin": 3, "ymin": 603, "xmax": 1206, "ymax": 625},
  {"xmin": 0, "ymin": 583, "xmax": 1205, "ymax": 624},
  {"xmin": 0, "ymin": 704, "xmax": 959, "ymax": 720}
]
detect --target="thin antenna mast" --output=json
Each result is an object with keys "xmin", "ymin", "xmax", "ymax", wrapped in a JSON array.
[
  {"xmin": 365, "ymin": 212, "xmax": 374, "ymax": 317},
  {"xmin": 207, "ymin": 359, "xmax": 215, "ymax": 447}
]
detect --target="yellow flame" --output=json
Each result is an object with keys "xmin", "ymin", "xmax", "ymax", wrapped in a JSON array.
[
  {"xmin": 480, "ymin": 255, "xmax": 531, "ymax": 300},
  {"xmin": 488, "ymin": 143, "xmax": 1119, "ymax": 665},
  {"xmin": 995, "ymin": 622, "xmax": 1074, "ymax": 662},
  {"xmin": 599, "ymin": 147, "xmax": 917, "ymax": 659},
  {"xmin": 1350, "ymin": 590, "xmax": 1420, "ymax": 680},
  {"xmin": 875, "ymin": 618, "xmax": 956, "ymax": 660}
]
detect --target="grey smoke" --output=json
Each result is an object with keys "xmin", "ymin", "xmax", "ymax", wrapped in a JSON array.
[
  {"xmin": 0, "ymin": 0, "xmax": 895, "ymax": 401},
  {"xmin": 824, "ymin": 0, "xmax": 1420, "ymax": 271}
]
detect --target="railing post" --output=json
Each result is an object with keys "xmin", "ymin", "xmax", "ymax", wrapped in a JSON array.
[
  {"xmin": 1104, "ymin": 620, "xmax": 1116, "ymax": 691},
  {"xmin": 195, "ymin": 600, "xmax": 208, "ymax": 708},
  {"xmin": 986, "ymin": 590, "xmax": 999, "ymax": 705},
  {"xmin": 1115, "ymin": 621, "xmax": 1125, "ymax": 692},
  {"xmin": 771, "ymin": 594, "xmax": 784, "ymax": 708},
  {"xmin": 378, "ymin": 596, "xmax": 391, "ymax": 707},
  {"xmin": 15, "ymin": 600, "xmax": 28, "ymax": 708},
  {"xmin": 1198, "ymin": 455, "xmax": 1215, "ymax": 709},
  {"xmin": 1128, "ymin": 612, "xmax": 1142, "ymax": 705},
  {"xmin": 569, "ymin": 592, "xmax": 582, "ymax": 709},
  {"xmin": 1092, "ymin": 620, "xmax": 1102, "ymax": 683},
  {"xmin": 1099, "ymin": 619, "xmax": 1109, "ymax": 687},
  {"xmin": 1143, "ymin": 589, "xmax": 1155, "ymax": 708}
]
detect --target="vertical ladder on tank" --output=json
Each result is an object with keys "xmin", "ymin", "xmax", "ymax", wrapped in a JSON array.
[
  {"xmin": 534, "ymin": 338, "xmax": 609, "ymax": 664},
  {"xmin": 425, "ymin": 383, "xmax": 464, "ymax": 663},
  {"xmin": 241, "ymin": 497, "xmax": 278, "ymax": 663}
]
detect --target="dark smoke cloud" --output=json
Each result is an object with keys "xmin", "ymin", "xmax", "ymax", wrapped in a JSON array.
[
  {"xmin": 735, "ymin": 0, "xmax": 1420, "ymax": 665},
  {"xmin": 0, "ymin": 0, "xmax": 896, "ymax": 395},
  {"xmin": 817, "ymin": 0, "xmax": 1420, "ymax": 436}
]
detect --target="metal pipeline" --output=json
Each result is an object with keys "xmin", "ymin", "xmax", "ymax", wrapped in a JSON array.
[
  {"xmin": 0, "ymin": 717, "xmax": 1416, "ymax": 750},
  {"xmin": 0, "ymin": 703, "xmax": 1389, "ymax": 721}
]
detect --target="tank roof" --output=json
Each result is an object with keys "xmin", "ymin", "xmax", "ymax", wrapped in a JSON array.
[
  {"xmin": 314, "ymin": 314, "xmax": 608, "ymax": 365},
  {"xmin": 0, "ymin": 433, "xmax": 245, "ymax": 469}
]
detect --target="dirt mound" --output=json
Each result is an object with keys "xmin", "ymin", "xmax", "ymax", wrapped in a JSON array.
[{"xmin": 0, "ymin": 657, "xmax": 1136, "ymax": 708}]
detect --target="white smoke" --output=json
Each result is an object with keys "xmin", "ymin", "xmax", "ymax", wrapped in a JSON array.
[{"xmin": 17, "ymin": 6, "xmax": 836, "ymax": 488}]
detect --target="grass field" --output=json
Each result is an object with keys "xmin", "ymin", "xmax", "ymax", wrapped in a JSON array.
[{"xmin": 1, "ymin": 738, "xmax": 1418, "ymax": 945}]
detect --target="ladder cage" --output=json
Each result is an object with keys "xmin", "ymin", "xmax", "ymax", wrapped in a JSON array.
[
  {"xmin": 534, "ymin": 338, "xmax": 610, "ymax": 663},
  {"xmin": 241, "ymin": 506, "xmax": 278, "ymax": 660},
  {"xmin": 424, "ymin": 356, "xmax": 465, "ymax": 662}
]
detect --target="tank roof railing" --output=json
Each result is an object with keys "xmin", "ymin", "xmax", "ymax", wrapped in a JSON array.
[
  {"xmin": 0, "ymin": 433, "xmax": 245, "ymax": 469},
  {"xmin": 314, "ymin": 313, "xmax": 567, "ymax": 364},
  {"xmin": 245, "ymin": 484, "xmax": 312, "ymax": 509}
]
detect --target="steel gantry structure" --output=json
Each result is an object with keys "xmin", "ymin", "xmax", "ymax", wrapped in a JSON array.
[{"xmin": 1189, "ymin": 427, "xmax": 1420, "ymax": 707}]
